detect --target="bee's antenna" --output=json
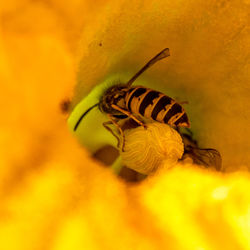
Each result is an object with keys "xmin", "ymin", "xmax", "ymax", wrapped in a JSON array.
[
  {"xmin": 74, "ymin": 103, "xmax": 99, "ymax": 131},
  {"xmin": 126, "ymin": 48, "xmax": 170, "ymax": 87}
]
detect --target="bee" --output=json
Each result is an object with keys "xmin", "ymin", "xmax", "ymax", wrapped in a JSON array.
[{"xmin": 74, "ymin": 48, "xmax": 190, "ymax": 150}]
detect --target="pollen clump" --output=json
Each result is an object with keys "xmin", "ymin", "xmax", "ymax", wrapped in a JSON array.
[{"xmin": 120, "ymin": 122, "xmax": 184, "ymax": 175}]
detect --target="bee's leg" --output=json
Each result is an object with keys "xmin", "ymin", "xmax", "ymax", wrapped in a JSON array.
[
  {"xmin": 103, "ymin": 121, "xmax": 121, "ymax": 148},
  {"xmin": 107, "ymin": 114, "xmax": 126, "ymax": 151},
  {"xmin": 110, "ymin": 104, "xmax": 147, "ymax": 129},
  {"xmin": 103, "ymin": 115, "xmax": 126, "ymax": 151}
]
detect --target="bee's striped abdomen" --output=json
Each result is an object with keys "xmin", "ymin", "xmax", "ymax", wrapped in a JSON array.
[
  {"xmin": 173, "ymin": 113, "xmax": 189, "ymax": 127},
  {"xmin": 126, "ymin": 87, "xmax": 147, "ymax": 111},
  {"xmin": 125, "ymin": 86, "xmax": 190, "ymax": 127},
  {"xmin": 163, "ymin": 103, "xmax": 183, "ymax": 123},
  {"xmin": 151, "ymin": 96, "xmax": 172, "ymax": 120},
  {"xmin": 139, "ymin": 90, "xmax": 160, "ymax": 116}
]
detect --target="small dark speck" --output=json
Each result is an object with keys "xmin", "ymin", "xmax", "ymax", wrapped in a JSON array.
[
  {"xmin": 60, "ymin": 99, "xmax": 71, "ymax": 113},
  {"xmin": 99, "ymin": 42, "xmax": 102, "ymax": 47}
]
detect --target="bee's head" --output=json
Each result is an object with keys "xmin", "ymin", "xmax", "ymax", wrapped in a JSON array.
[{"xmin": 99, "ymin": 84, "xmax": 128, "ymax": 114}]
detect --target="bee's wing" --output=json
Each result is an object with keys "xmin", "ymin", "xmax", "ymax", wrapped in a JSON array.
[
  {"xmin": 126, "ymin": 48, "xmax": 170, "ymax": 86},
  {"xmin": 185, "ymin": 147, "xmax": 222, "ymax": 170}
]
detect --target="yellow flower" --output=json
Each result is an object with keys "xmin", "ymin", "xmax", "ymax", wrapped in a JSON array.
[{"xmin": 0, "ymin": 1, "xmax": 249, "ymax": 250}]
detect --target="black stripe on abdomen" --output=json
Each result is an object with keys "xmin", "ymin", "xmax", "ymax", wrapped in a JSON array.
[
  {"xmin": 151, "ymin": 95, "xmax": 172, "ymax": 120},
  {"xmin": 174, "ymin": 113, "xmax": 189, "ymax": 126},
  {"xmin": 139, "ymin": 91, "xmax": 160, "ymax": 116},
  {"xmin": 163, "ymin": 103, "xmax": 183, "ymax": 123},
  {"xmin": 127, "ymin": 87, "xmax": 147, "ymax": 110}
]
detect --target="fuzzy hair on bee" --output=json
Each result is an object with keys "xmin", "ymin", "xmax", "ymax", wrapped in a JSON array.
[
  {"xmin": 119, "ymin": 122, "xmax": 184, "ymax": 175},
  {"xmin": 73, "ymin": 48, "xmax": 190, "ymax": 151}
]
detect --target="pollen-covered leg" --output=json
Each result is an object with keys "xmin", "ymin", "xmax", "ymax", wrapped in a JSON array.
[{"xmin": 111, "ymin": 104, "xmax": 147, "ymax": 129}]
